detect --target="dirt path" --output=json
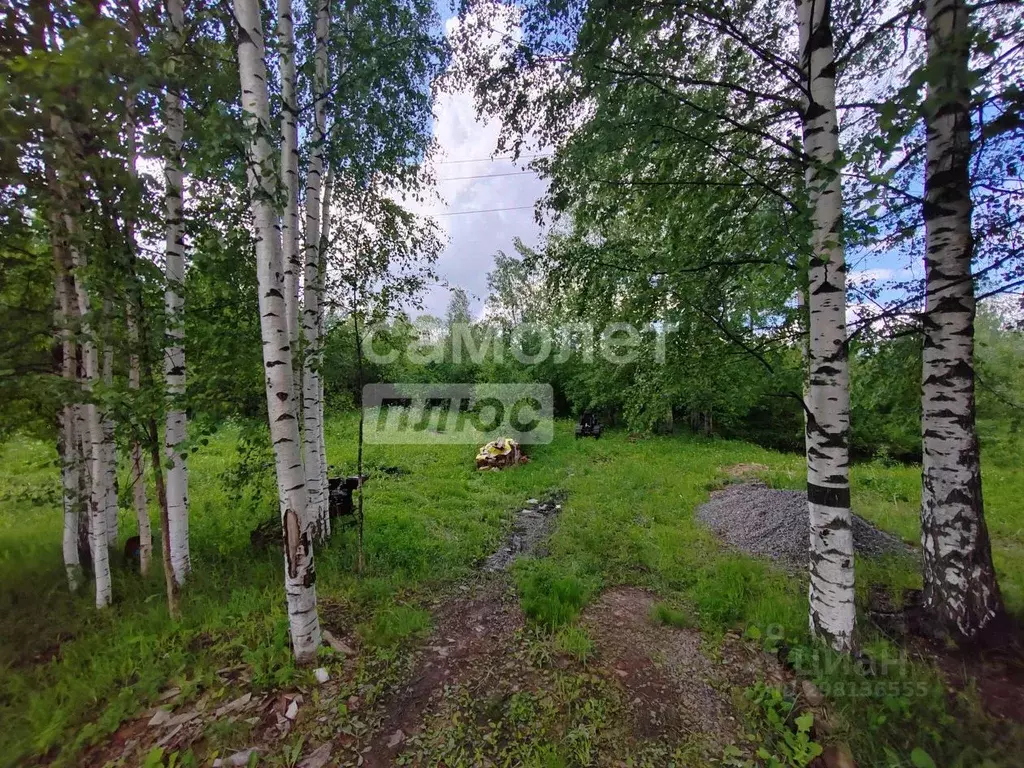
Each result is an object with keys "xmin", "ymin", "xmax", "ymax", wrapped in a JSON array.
[
  {"xmin": 354, "ymin": 585, "xmax": 782, "ymax": 766},
  {"xmin": 76, "ymin": 492, "xmax": 784, "ymax": 767},
  {"xmin": 359, "ymin": 576, "xmax": 524, "ymax": 767},
  {"xmin": 579, "ymin": 586, "xmax": 742, "ymax": 745},
  {"xmin": 79, "ymin": 579, "xmax": 782, "ymax": 767},
  {"xmin": 358, "ymin": 495, "xmax": 566, "ymax": 764}
]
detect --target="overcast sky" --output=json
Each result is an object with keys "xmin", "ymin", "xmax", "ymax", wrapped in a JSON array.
[{"xmin": 410, "ymin": 7, "xmax": 549, "ymax": 319}]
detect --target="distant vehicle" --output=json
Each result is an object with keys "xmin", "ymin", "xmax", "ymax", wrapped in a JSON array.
[{"xmin": 575, "ymin": 412, "xmax": 602, "ymax": 439}]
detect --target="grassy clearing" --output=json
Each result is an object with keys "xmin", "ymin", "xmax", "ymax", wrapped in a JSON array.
[
  {"xmin": 0, "ymin": 416, "xmax": 1021, "ymax": 766},
  {"xmin": 0, "ymin": 417, "xmax": 566, "ymax": 766}
]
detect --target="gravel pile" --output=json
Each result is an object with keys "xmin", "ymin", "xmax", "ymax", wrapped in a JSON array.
[{"xmin": 697, "ymin": 482, "xmax": 914, "ymax": 569}]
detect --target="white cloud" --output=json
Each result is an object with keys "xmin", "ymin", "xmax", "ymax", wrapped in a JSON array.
[
  {"xmin": 845, "ymin": 301, "xmax": 873, "ymax": 327},
  {"xmin": 848, "ymin": 268, "xmax": 894, "ymax": 285}
]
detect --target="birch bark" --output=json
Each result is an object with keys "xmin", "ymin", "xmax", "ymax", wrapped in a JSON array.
[
  {"xmin": 318, "ymin": 167, "xmax": 333, "ymax": 530},
  {"xmin": 795, "ymin": 0, "xmax": 855, "ymax": 652},
  {"xmin": 70, "ymin": 222, "xmax": 112, "ymax": 608},
  {"xmin": 920, "ymin": 0, "xmax": 1004, "ymax": 641},
  {"xmin": 279, "ymin": 0, "xmax": 302, "ymax": 399},
  {"xmin": 302, "ymin": 0, "xmax": 330, "ymax": 540},
  {"xmin": 128, "ymin": 313, "xmax": 151, "ymax": 575},
  {"xmin": 101, "ymin": 327, "xmax": 118, "ymax": 546},
  {"xmin": 51, "ymin": 107, "xmax": 112, "ymax": 606},
  {"xmin": 164, "ymin": 0, "xmax": 190, "ymax": 585},
  {"xmin": 234, "ymin": 0, "xmax": 321, "ymax": 662},
  {"xmin": 59, "ymin": 409, "xmax": 82, "ymax": 591},
  {"xmin": 52, "ymin": 209, "xmax": 83, "ymax": 591},
  {"xmin": 73, "ymin": 399, "xmax": 91, "ymax": 571},
  {"xmin": 149, "ymin": 417, "xmax": 180, "ymax": 618}
]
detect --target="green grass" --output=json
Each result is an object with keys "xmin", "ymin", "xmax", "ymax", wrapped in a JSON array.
[
  {"xmin": 650, "ymin": 601, "xmax": 694, "ymax": 629},
  {"xmin": 356, "ymin": 603, "xmax": 432, "ymax": 648},
  {"xmin": 515, "ymin": 558, "xmax": 597, "ymax": 630},
  {"xmin": 1, "ymin": 416, "xmax": 1022, "ymax": 766},
  {"xmin": 554, "ymin": 626, "xmax": 595, "ymax": 664}
]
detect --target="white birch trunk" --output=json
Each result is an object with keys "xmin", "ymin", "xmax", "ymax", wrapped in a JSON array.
[
  {"xmin": 101, "ymin": 336, "xmax": 118, "ymax": 546},
  {"xmin": 52, "ymin": 107, "xmax": 111, "ymax": 605},
  {"xmin": 318, "ymin": 168, "xmax": 332, "ymax": 532},
  {"xmin": 123, "ymin": 13, "xmax": 152, "ymax": 577},
  {"xmin": 52, "ymin": 218, "xmax": 83, "ymax": 592},
  {"xmin": 920, "ymin": 0, "xmax": 1004, "ymax": 641},
  {"xmin": 73, "ymin": 400, "xmax": 91, "ymax": 572},
  {"xmin": 279, "ymin": 0, "xmax": 302, "ymax": 401},
  {"xmin": 59, "ymin": 406, "xmax": 83, "ymax": 590},
  {"xmin": 301, "ymin": 0, "xmax": 330, "ymax": 541},
  {"xmin": 234, "ymin": 0, "xmax": 321, "ymax": 663},
  {"xmin": 164, "ymin": 0, "xmax": 190, "ymax": 585},
  {"xmin": 70, "ymin": 228, "xmax": 112, "ymax": 608},
  {"xmin": 795, "ymin": 0, "xmax": 855, "ymax": 653},
  {"xmin": 319, "ymin": 373, "xmax": 328, "ymax": 503}
]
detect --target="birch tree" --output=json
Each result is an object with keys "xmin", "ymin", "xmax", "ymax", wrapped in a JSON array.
[
  {"xmin": 302, "ymin": 0, "xmax": 330, "ymax": 541},
  {"xmin": 51, "ymin": 197, "xmax": 83, "ymax": 591},
  {"xmin": 128, "ymin": 315, "xmax": 151, "ymax": 575},
  {"xmin": 454, "ymin": 0, "xmax": 859, "ymax": 650},
  {"xmin": 47, "ymin": 101, "xmax": 114, "ymax": 607},
  {"xmin": 66, "ymin": 189, "xmax": 112, "ymax": 608},
  {"xmin": 47, "ymin": 93, "xmax": 113, "ymax": 606},
  {"xmin": 101, "ymin": 318, "xmax": 117, "ymax": 546},
  {"xmin": 317, "ymin": 167, "xmax": 333, "ymax": 508},
  {"xmin": 838, "ymin": 0, "xmax": 1020, "ymax": 639},
  {"xmin": 279, "ymin": 0, "xmax": 302, "ymax": 400},
  {"xmin": 795, "ymin": 0, "xmax": 855, "ymax": 652},
  {"xmin": 164, "ymin": 0, "xmax": 190, "ymax": 584},
  {"xmin": 234, "ymin": 0, "xmax": 321, "ymax": 662},
  {"xmin": 919, "ymin": 0, "xmax": 1004, "ymax": 641}
]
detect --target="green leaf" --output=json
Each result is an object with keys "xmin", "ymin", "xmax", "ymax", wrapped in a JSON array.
[
  {"xmin": 795, "ymin": 712, "xmax": 814, "ymax": 733},
  {"xmin": 910, "ymin": 747, "xmax": 937, "ymax": 768}
]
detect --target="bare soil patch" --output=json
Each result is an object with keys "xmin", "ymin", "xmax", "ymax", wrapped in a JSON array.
[
  {"xmin": 720, "ymin": 462, "xmax": 769, "ymax": 479},
  {"xmin": 580, "ymin": 587, "xmax": 744, "ymax": 748},
  {"xmin": 77, "ymin": 583, "xmax": 788, "ymax": 767},
  {"xmin": 70, "ymin": 491, "xmax": 798, "ymax": 767}
]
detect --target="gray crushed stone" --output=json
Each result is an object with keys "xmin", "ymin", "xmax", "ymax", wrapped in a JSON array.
[
  {"xmin": 697, "ymin": 482, "xmax": 914, "ymax": 568},
  {"xmin": 484, "ymin": 491, "xmax": 566, "ymax": 571}
]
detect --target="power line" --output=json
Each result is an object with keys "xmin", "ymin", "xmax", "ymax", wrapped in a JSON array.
[
  {"xmin": 437, "ymin": 170, "xmax": 539, "ymax": 182},
  {"xmin": 433, "ymin": 204, "xmax": 536, "ymax": 217},
  {"xmin": 434, "ymin": 153, "xmax": 551, "ymax": 165}
]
